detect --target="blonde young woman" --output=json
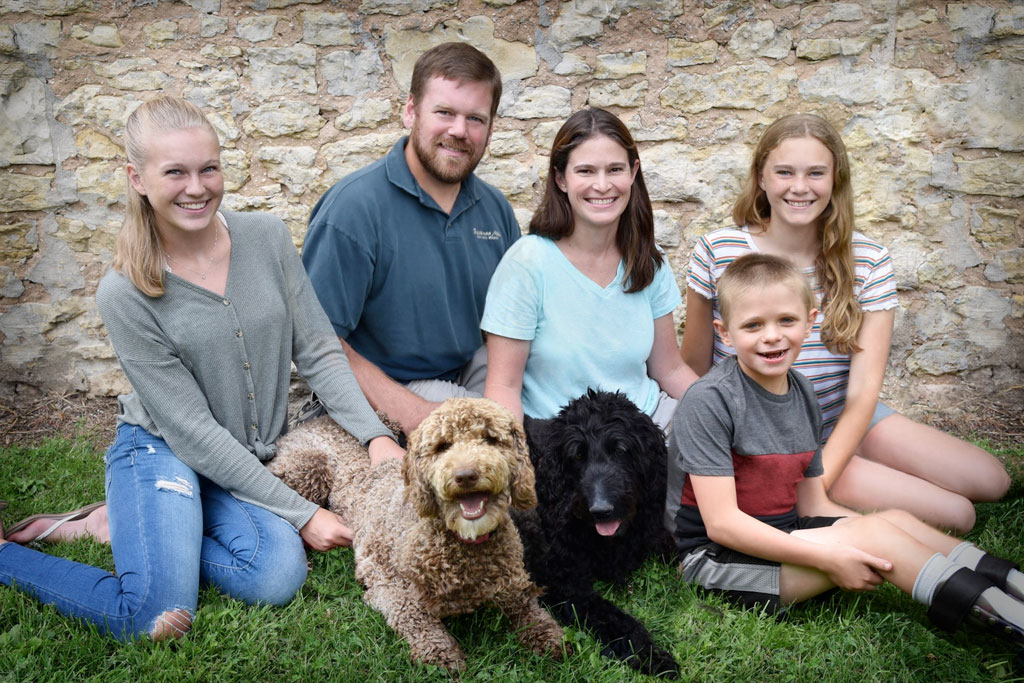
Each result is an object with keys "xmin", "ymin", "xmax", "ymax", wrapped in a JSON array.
[
  {"xmin": 674, "ymin": 113, "xmax": 1008, "ymax": 535},
  {"xmin": 0, "ymin": 96, "xmax": 402, "ymax": 641}
]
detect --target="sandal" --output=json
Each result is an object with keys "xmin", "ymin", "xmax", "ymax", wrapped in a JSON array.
[{"xmin": 6, "ymin": 501, "xmax": 105, "ymax": 544}]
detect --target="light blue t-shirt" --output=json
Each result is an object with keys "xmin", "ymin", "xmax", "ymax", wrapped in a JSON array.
[{"xmin": 481, "ymin": 234, "xmax": 681, "ymax": 418}]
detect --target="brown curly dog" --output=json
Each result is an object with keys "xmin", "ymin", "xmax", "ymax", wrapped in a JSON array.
[{"xmin": 268, "ymin": 398, "xmax": 566, "ymax": 671}]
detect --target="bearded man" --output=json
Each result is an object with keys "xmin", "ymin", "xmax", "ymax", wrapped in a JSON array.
[{"xmin": 301, "ymin": 43, "xmax": 520, "ymax": 435}]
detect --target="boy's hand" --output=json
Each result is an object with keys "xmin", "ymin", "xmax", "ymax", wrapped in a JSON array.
[{"xmin": 822, "ymin": 545, "xmax": 891, "ymax": 591}]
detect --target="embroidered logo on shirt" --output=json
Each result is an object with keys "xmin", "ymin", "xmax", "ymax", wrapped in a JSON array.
[{"xmin": 473, "ymin": 227, "xmax": 502, "ymax": 241}]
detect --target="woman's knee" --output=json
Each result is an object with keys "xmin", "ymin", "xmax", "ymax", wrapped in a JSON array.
[{"xmin": 149, "ymin": 608, "xmax": 193, "ymax": 641}]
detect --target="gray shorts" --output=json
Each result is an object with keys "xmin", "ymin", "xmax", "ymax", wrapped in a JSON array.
[
  {"xmin": 680, "ymin": 516, "xmax": 842, "ymax": 613},
  {"xmin": 869, "ymin": 401, "xmax": 898, "ymax": 431},
  {"xmin": 402, "ymin": 345, "xmax": 487, "ymax": 402}
]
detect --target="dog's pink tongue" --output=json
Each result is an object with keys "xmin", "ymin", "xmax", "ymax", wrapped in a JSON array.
[
  {"xmin": 595, "ymin": 520, "xmax": 621, "ymax": 537},
  {"xmin": 457, "ymin": 493, "xmax": 488, "ymax": 520}
]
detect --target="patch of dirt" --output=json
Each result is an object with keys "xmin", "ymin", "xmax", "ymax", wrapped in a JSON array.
[{"xmin": 0, "ymin": 390, "xmax": 118, "ymax": 448}]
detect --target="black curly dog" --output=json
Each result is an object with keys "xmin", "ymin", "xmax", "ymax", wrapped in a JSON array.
[{"xmin": 514, "ymin": 389, "xmax": 679, "ymax": 678}]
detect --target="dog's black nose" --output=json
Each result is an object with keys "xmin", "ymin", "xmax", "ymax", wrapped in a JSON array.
[
  {"xmin": 588, "ymin": 497, "xmax": 614, "ymax": 518},
  {"xmin": 454, "ymin": 468, "xmax": 479, "ymax": 488}
]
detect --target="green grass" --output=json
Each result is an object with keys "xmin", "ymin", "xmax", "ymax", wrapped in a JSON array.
[{"xmin": 1, "ymin": 434, "xmax": 1022, "ymax": 682}]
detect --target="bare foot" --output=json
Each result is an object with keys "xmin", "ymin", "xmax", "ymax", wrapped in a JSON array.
[{"xmin": 7, "ymin": 505, "xmax": 110, "ymax": 544}]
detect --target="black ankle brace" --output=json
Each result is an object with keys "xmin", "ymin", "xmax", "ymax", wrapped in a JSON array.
[
  {"xmin": 928, "ymin": 567, "xmax": 995, "ymax": 632},
  {"xmin": 975, "ymin": 553, "xmax": 1019, "ymax": 589}
]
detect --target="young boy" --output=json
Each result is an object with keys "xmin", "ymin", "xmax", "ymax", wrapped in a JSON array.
[{"xmin": 670, "ymin": 252, "xmax": 1023, "ymax": 644}]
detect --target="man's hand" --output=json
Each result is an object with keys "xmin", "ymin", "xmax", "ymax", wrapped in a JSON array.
[
  {"xmin": 368, "ymin": 435, "xmax": 405, "ymax": 468},
  {"xmin": 299, "ymin": 508, "xmax": 354, "ymax": 551}
]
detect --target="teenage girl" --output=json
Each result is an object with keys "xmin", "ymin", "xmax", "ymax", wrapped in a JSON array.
[{"xmin": 674, "ymin": 113, "xmax": 1009, "ymax": 535}]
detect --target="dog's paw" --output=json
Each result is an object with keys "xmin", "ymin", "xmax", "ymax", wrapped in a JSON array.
[{"xmin": 411, "ymin": 642, "xmax": 466, "ymax": 672}]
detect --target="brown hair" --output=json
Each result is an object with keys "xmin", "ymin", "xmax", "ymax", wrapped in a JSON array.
[
  {"xmin": 113, "ymin": 96, "xmax": 219, "ymax": 298},
  {"xmin": 530, "ymin": 108, "xmax": 662, "ymax": 293},
  {"xmin": 732, "ymin": 114, "xmax": 860, "ymax": 354},
  {"xmin": 717, "ymin": 253, "xmax": 815, "ymax": 325},
  {"xmin": 409, "ymin": 42, "xmax": 502, "ymax": 121}
]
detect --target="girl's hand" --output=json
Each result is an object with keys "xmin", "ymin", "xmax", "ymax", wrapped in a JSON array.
[
  {"xmin": 300, "ymin": 507, "xmax": 354, "ymax": 551},
  {"xmin": 367, "ymin": 435, "xmax": 404, "ymax": 468},
  {"xmin": 821, "ymin": 545, "xmax": 891, "ymax": 591}
]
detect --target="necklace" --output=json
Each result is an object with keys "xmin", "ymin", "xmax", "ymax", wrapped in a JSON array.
[{"xmin": 164, "ymin": 222, "xmax": 221, "ymax": 281}]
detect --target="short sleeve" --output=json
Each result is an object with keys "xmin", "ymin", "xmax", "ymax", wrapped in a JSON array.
[
  {"xmin": 648, "ymin": 258, "xmax": 683, "ymax": 319},
  {"xmin": 480, "ymin": 245, "xmax": 541, "ymax": 341},
  {"xmin": 670, "ymin": 380, "xmax": 737, "ymax": 477},
  {"xmin": 686, "ymin": 234, "xmax": 717, "ymax": 301},
  {"xmin": 854, "ymin": 238, "xmax": 898, "ymax": 313}
]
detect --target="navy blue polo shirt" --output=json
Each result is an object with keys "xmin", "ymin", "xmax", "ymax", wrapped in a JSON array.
[{"xmin": 303, "ymin": 137, "xmax": 520, "ymax": 382}]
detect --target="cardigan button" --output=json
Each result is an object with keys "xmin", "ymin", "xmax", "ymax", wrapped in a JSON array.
[
  {"xmin": 236, "ymin": 330, "xmax": 243, "ymax": 338},
  {"xmin": 243, "ymin": 362, "xmax": 251, "ymax": 370},
  {"xmin": 248, "ymin": 392, "xmax": 254, "ymax": 400},
  {"xmin": 222, "ymin": 299, "xmax": 230, "ymax": 306}
]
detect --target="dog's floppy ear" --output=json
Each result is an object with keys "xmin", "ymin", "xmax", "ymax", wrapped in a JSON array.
[
  {"xmin": 402, "ymin": 427, "xmax": 441, "ymax": 518},
  {"xmin": 508, "ymin": 418, "xmax": 538, "ymax": 510}
]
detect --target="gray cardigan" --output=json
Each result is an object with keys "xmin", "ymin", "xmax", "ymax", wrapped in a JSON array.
[{"xmin": 96, "ymin": 211, "xmax": 393, "ymax": 529}]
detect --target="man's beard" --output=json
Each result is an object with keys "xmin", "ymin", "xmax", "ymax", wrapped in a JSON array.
[{"xmin": 410, "ymin": 127, "xmax": 485, "ymax": 185}]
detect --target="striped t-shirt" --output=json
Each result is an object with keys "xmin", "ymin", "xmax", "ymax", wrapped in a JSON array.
[{"xmin": 687, "ymin": 226, "xmax": 897, "ymax": 438}]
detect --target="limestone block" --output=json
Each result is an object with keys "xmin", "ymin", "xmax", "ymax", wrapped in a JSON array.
[
  {"xmin": 514, "ymin": 207, "xmax": 532, "ymax": 233},
  {"xmin": 55, "ymin": 216, "xmax": 117, "ymax": 253},
  {"xmin": 474, "ymin": 157, "xmax": 537, "ymax": 198},
  {"xmin": 199, "ymin": 44, "xmax": 242, "ymax": 60},
  {"xmin": 553, "ymin": 54, "xmax": 591, "ymax": 75},
  {"xmin": 666, "ymin": 39, "xmax": 718, "ymax": 67},
  {"xmin": 993, "ymin": 7, "xmax": 1024, "ymax": 36},
  {"xmin": 797, "ymin": 64, "xmax": 921, "ymax": 106},
  {"xmin": 703, "ymin": 1, "xmax": 755, "ymax": 30},
  {"xmin": 108, "ymin": 70, "xmax": 174, "ymax": 92},
  {"xmin": 301, "ymin": 11, "xmax": 355, "ymax": 46},
  {"xmin": 26, "ymin": 235, "xmax": 85, "ymax": 300},
  {"xmin": 0, "ymin": 221, "xmax": 37, "ymax": 263},
  {"xmin": 87, "ymin": 366, "xmax": 130, "ymax": 397},
  {"xmin": 0, "ymin": 26, "xmax": 15, "ymax": 55},
  {"xmin": 220, "ymin": 191, "xmax": 312, "ymax": 241},
  {"xmin": 183, "ymin": 0, "xmax": 219, "ymax": 10},
  {"xmin": 0, "ymin": 69, "xmax": 54, "ymax": 167},
  {"xmin": 796, "ymin": 38, "xmax": 840, "ymax": 61},
  {"xmin": 839, "ymin": 36, "xmax": 871, "ymax": 55},
  {"xmin": 906, "ymin": 339, "xmax": 977, "ymax": 375},
  {"xmin": 144, "ymin": 20, "xmax": 177, "ymax": 49},
  {"xmin": 951, "ymin": 286, "xmax": 1011, "ymax": 347},
  {"xmin": 653, "ymin": 209, "xmax": 682, "ymax": 248},
  {"xmin": 185, "ymin": 65, "xmax": 240, "ymax": 96},
  {"xmin": 13, "ymin": 20, "xmax": 60, "ymax": 56},
  {"xmin": 625, "ymin": 114, "xmax": 687, "ymax": 142},
  {"xmin": 75, "ymin": 163, "xmax": 125, "ymax": 204},
  {"xmin": 531, "ymin": 121, "xmax": 561, "ymax": 153},
  {"xmin": 548, "ymin": 4, "xmax": 604, "ymax": 51},
  {"xmin": 252, "ymin": 0, "xmax": 323, "ymax": 8},
  {"xmin": 985, "ymin": 249, "xmax": 1024, "ymax": 284},
  {"xmin": 499, "ymin": 85, "xmax": 572, "ymax": 120},
  {"xmin": 71, "ymin": 24, "xmax": 122, "ymax": 47},
  {"xmin": 947, "ymin": 4, "xmax": 995, "ymax": 39},
  {"xmin": 924, "ymin": 61, "xmax": 1024, "ymax": 152},
  {"xmin": 931, "ymin": 152, "xmax": 1024, "ymax": 198},
  {"xmin": 0, "ymin": 0, "xmax": 92, "ymax": 14},
  {"xmin": 322, "ymin": 49, "xmax": 384, "ymax": 97},
  {"xmin": 93, "ymin": 58, "xmax": 158, "ymax": 78},
  {"xmin": 661, "ymin": 63, "xmax": 795, "ymax": 113},
  {"xmin": 359, "ymin": 0, "xmax": 456, "ymax": 15},
  {"xmin": 320, "ymin": 132, "xmax": 402, "ymax": 188},
  {"xmin": 385, "ymin": 16, "xmax": 537, "ymax": 91},
  {"xmin": 1, "ymin": 269, "xmax": 25, "ymax": 298},
  {"xmin": 0, "ymin": 300, "xmax": 90, "ymax": 371},
  {"xmin": 913, "ymin": 293, "xmax": 959, "ymax": 337},
  {"xmin": 57, "ymin": 86, "xmax": 142, "ymax": 136},
  {"xmin": 574, "ymin": 0, "xmax": 683, "ymax": 21},
  {"xmin": 241, "ymin": 101, "xmax": 325, "ymax": 139},
  {"xmin": 589, "ymin": 80, "xmax": 648, "ymax": 108},
  {"xmin": 727, "ymin": 20, "xmax": 791, "ymax": 60},
  {"xmin": 0, "ymin": 173, "xmax": 58, "ymax": 212},
  {"xmin": 896, "ymin": 8, "xmax": 938, "ymax": 31},
  {"xmin": 798, "ymin": 2, "xmax": 863, "ymax": 32},
  {"xmin": 221, "ymin": 148, "xmax": 250, "ymax": 192},
  {"xmin": 488, "ymin": 131, "xmax": 528, "ymax": 157},
  {"xmin": 642, "ymin": 142, "xmax": 746, "ymax": 214},
  {"xmin": 970, "ymin": 206, "xmax": 1019, "ymax": 249},
  {"xmin": 201, "ymin": 16, "xmax": 230, "ymax": 38},
  {"xmin": 237, "ymin": 16, "xmax": 277, "ymax": 42},
  {"xmin": 246, "ymin": 45, "xmax": 317, "ymax": 97},
  {"xmin": 483, "ymin": 0, "xmax": 515, "ymax": 5},
  {"xmin": 595, "ymin": 52, "xmax": 647, "ymax": 79},
  {"xmin": 885, "ymin": 233, "xmax": 929, "ymax": 290},
  {"xmin": 334, "ymin": 98, "xmax": 392, "ymax": 131},
  {"xmin": 258, "ymin": 146, "xmax": 319, "ymax": 194}
]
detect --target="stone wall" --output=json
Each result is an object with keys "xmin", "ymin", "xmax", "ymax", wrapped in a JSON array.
[{"xmin": 1, "ymin": 0, "xmax": 1021, "ymax": 419}]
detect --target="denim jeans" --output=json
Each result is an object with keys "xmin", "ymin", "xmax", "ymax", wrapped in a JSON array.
[{"xmin": 0, "ymin": 423, "xmax": 307, "ymax": 641}]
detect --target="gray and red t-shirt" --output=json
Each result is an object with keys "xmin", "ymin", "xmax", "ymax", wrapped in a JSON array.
[{"xmin": 669, "ymin": 356, "xmax": 824, "ymax": 554}]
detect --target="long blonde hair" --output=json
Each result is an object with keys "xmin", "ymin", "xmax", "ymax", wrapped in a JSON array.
[
  {"xmin": 112, "ymin": 96, "xmax": 218, "ymax": 298},
  {"xmin": 732, "ymin": 114, "xmax": 861, "ymax": 354}
]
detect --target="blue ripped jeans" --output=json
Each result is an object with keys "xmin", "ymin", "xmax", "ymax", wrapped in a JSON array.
[{"xmin": 0, "ymin": 423, "xmax": 307, "ymax": 641}]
